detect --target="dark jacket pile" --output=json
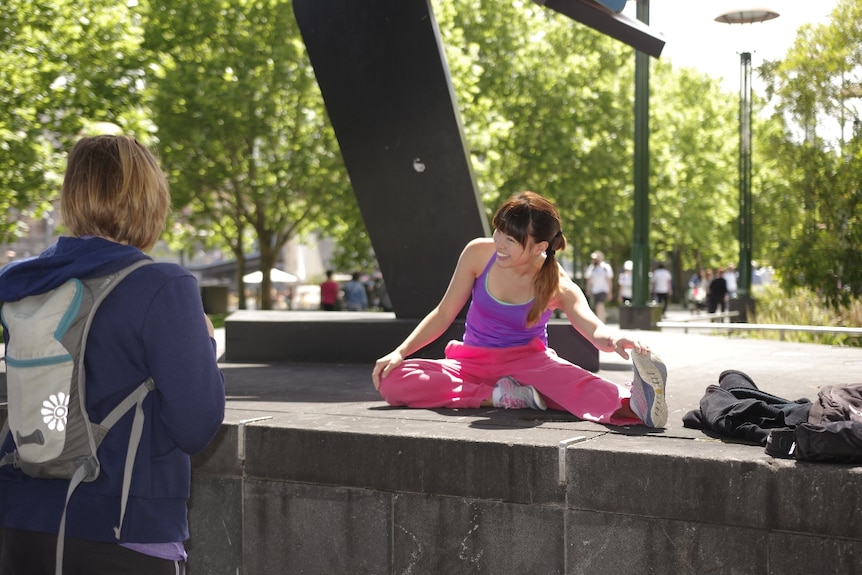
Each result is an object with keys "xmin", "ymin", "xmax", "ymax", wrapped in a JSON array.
[{"xmin": 683, "ymin": 370, "xmax": 862, "ymax": 464}]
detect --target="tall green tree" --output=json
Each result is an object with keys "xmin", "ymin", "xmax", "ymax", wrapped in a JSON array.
[
  {"xmin": 0, "ymin": 0, "xmax": 763, "ymax": 306},
  {"xmin": 649, "ymin": 63, "xmax": 739, "ymax": 283},
  {"xmin": 0, "ymin": 0, "xmax": 150, "ymax": 243},
  {"xmin": 438, "ymin": 0, "xmax": 744, "ymax": 285},
  {"xmin": 760, "ymin": 0, "xmax": 862, "ymax": 305},
  {"xmin": 439, "ymin": 0, "xmax": 637, "ymax": 269},
  {"xmin": 143, "ymin": 0, "xmax": 355, "ymax": 309}
]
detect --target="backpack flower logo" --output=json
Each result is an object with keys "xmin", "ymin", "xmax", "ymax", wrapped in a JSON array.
[{"xmin": 41, "ymin": 392, "xmax": 70, "ymax": 432}]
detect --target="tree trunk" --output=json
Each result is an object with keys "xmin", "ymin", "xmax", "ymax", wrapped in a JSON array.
[{"xmin": 258, "ymin": 238, "xmax": 278, "ymax": 311}]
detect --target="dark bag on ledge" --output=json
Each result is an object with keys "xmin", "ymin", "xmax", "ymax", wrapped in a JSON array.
[{"xmin": 767, "ymin": 383, "xmax": 862, "ymax": 463}]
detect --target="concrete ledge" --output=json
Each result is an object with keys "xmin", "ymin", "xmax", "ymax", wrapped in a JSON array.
[
  {"xmin": 189, "ymin": 414, "xmax": 862, "ymax": 574},
  {"xmin": 4, "ymin": 327, "xmax": 862, "ymax": 574},
  {"xmin": 565, "ymin": 433, "xmax": 862, "ymax": 539},
  {"xmin": 224, "ymin": 310, "xmax": 600, "ymax": 371}
]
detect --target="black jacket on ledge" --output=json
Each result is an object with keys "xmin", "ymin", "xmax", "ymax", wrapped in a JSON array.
[
  {"xmin": 682, "ymin": 370, "xmax": 812, "ymax": 446},
  {"xmin": 685, "ymin": 370, "xmax": 862, "ymax": 464}
]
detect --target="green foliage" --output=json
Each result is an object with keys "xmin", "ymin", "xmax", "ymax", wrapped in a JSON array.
[
  {"xmin": 774, "ymin": 143, "xmax": 862, "ymax": 306},
  {"xmin": 6, "ymin": 0, "xmax": 856, "ymax": 315},
  {"xmin": 142, "ymin": 0, "xmax": 358, "ymax": 308},
  {"xmin": 759, "ymin": 0, "xmax": 862, "ymax": 307},
  {"xmin": 437, "ymin": 0, "xmax": 739, "ymax": 275},
  {"xmin": 438, "ymin": 0, "xmax": 638, "ymax": 264},
  {"xmin": 0, "ymin": 0, "xmax": 150, "ymax": 243},
  {"xmin": 750, "ymin": 284, "xmax": 862, "ymax": 347},
  {"xmin": 649, "ymin": 63, "xmax": 739, "ymax": 271}
]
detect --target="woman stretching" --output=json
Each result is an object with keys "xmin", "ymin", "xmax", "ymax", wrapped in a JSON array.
[{"xmin": 372, "ymin": 191, "xmax": 668, "ymax": 428}]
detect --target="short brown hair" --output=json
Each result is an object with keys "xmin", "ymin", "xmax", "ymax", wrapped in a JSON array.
[{"xmin": 60, "ymin": 135, "xmax": 169, "ymax": 251}]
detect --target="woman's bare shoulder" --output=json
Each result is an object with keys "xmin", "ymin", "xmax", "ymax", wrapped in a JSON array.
[
  {"xmin": 465, "ymin": 237, "xmax": 494, "ymax": 248},
  {"xmin": 462, "ymin": 237, "xmax": 495, "ymax": 257},
  {"xmin": 459, "ymin": 238, "xmax": 495, "ymax": 272},
  {"xmin": 555, "ymin": 265, "xmax": 583, "ymax": 297}
]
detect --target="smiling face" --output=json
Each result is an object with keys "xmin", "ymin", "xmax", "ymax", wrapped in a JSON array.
[
  {"xmin": 491, "ymin": 192, "xmax": 559, "ymax": 269},
  {"xmin": 492, "ymin": 228, "xmax": 541, "ymax": 267}
]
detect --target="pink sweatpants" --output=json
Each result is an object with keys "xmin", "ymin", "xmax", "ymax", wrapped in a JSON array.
[{"xmin": 378, "ymin": 338, "xmax": 639, "ymax": 425}]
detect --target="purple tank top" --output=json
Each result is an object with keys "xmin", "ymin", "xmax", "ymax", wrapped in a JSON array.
[{"xmin": 463, "ymin": 255, "xmax": 552, "ymax": 348}]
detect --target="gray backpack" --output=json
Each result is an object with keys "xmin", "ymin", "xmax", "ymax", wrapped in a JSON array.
[{"xmin": 0, "ymin": 259, "xmax": 154, "ymax": 574}]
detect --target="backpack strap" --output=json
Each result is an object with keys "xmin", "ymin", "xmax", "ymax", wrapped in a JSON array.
[
  {"xmin": 54, "ymin": 258, "xmax": 154, "ymax": 575},
  {"xmin": 103, "ymin": 377, "xmax": 156, "ymax": 539},
  {"xmin": 53, "ymin": 377, "xmax": 155, "ymax": 574},
  {"xmin": 76, "ymin": 259, "xmax": 155, "ymax": 385},
  {"xmin": 79, "ymin": 259, "xmax": 157, "ymax": 540},
  {"xmin": 56, "ymin": 456, "xmax": 99, "ymax": 574},
  {"xmin": 0, "ymin": 419, "xmax": 11, "ymax": 468}
]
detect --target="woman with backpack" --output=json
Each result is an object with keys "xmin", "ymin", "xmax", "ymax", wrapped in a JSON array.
[{"xmin": 0, "ymin": 135, "xmax": 225, "ymax": 575}]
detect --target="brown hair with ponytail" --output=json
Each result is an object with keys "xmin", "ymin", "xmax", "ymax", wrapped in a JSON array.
[{"xmin": 492, "ymin": 191, "xmax": 567, "ymax": 325}]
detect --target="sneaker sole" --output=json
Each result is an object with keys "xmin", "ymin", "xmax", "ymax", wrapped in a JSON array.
[
  {"xmin": 632, "ymin": 351, "xmax": 668, "ymax": 428},
  {"xmin": 526, "ymin": 385, "xmax": 548, "ymax": 411}
]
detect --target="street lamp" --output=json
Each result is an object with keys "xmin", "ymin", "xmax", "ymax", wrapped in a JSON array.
[
  {"xmin": 619, "ymin": 0, "xmax": 657, "ymax": 330},
  {"xmin": 632, "ymin": 0, "xmax": 650, "ymax": 308},
  {"xmin": 715, "ymin": 8, "xmax": 779, "ymax": 25},
  {"xmin": 715, "ymin": 7, "xmax": 779, "ymax": 313}
]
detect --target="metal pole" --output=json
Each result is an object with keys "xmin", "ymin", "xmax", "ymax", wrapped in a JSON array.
[
  {"xmin": 631, "ymin": 0, "xmax": 650, "ymax": 306},
  {"xmin": 738, "ymin": 52, "xmax": 752, "ymax": 298}
]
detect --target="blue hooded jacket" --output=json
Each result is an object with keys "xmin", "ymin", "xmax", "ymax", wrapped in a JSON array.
[{"xmin": 0, "ymin": 237, "xmax": 225, "ymax": 544}]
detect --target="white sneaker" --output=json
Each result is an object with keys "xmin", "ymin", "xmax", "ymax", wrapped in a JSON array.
[
  {"xmin": 493, "ymin": 376, "xmax": 547, "ymax": 411},
  {"xmin": 630, "ymin": 351, "xmax": 668, "ymax": 428}
]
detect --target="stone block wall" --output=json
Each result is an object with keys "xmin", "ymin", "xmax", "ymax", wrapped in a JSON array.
[{"xmin": 187, "ymin": 421, "xmax": 862, "ymax": 574}]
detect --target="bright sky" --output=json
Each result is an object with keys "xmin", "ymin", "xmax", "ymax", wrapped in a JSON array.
[{"xmin": 622, "ymin": 1, "xmax": 840, "ymax": 91}]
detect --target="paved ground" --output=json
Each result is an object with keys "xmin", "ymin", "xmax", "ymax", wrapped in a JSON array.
[{"xmin": 212, "ymin": 306, "xmax": 862, "ymax": 441}]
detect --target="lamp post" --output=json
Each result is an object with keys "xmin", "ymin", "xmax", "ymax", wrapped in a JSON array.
[
  {"xmin": 631, "ymin": 0, "xmax": 650, "ymax": 307},
  {"xmin": 619, "ymin": 0, "xmax": 660, "ymax": 329},
  {"xmin": 715, "ymin": 8, "xmax": 779, "ymax": 312}
]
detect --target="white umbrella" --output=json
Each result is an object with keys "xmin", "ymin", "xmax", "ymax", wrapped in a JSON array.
[{"xmin": 242, "ymin": 268, "xmax": 299, "ymax": 284}]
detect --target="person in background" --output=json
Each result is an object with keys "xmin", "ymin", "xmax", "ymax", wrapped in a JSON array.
[
  {"xmin": 687, "ymin": 268, "xmax": 707, "ymax": 313},
  {"xmin": 709, "ymin": 267, "xmax": 729, "ymax": 314},
  {"xmin": 723, "ymin": 263, "xmax": 738, "ymax": 299},
  {"xmin": 372, "ymin": 191, "xmax": 668, "ymax": 429},
  {"xmin": 751, "ymin": 261, "xmax": 763, "ymax": 286},
  {"xmin": 585, "ymin": 250, "xmax": 613, "ymax": 323},
  {"xmin": 651, "ymin": 262, "xmax": 673, "ymax": 315},
  {"xmin": 320, "ymin": 270, "xmax": 340, "ymax": 311},
  {"xmin": 342, "ymin": 271, "xmax": 369, "ymax": 311},
  {"xmin": 618, "ymin": 260, "xmax": 633, "ymax": 305},
  {"xmin": 0, "ymin": 135, "xmax": 225, "ymax": 575}
]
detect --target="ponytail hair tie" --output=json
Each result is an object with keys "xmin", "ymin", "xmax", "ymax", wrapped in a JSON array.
[{"xmin": 546, "ymin": 230, "xmax": 562, "ymax": 257}]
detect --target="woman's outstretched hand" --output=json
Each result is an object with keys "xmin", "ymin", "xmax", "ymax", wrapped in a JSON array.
[
  {"xmin": 372, "ymin": 350, "xmax": 405, "ymax": 389},
  {"xmin": 596, "ymin": 333, "xmax": 649, "ymax": 360}
]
